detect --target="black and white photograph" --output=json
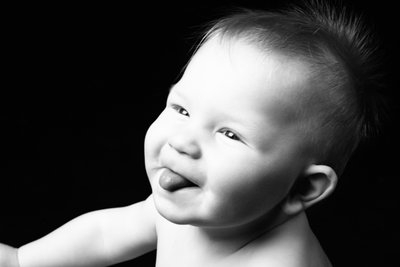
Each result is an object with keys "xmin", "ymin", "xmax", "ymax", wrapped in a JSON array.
[{"xmin": 1, "ymin": 0, "xmax": 398, "ymax": 266}]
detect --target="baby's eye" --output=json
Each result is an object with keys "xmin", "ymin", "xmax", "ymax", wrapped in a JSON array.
[
  {"xmin": 171, "ymin": 104, "xmax": 189, "ymax": 117},
  {"xmin": 221, "ymin": 129, "xmax": 240, "ymax": 141}
]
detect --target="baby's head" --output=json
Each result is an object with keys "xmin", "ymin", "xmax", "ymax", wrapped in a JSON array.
[
  {"xmin": 145, "ymin": 2, "xmax": 381, "ymax": 229},
  {"xmin": 196, "ymin": 3, "xmax": 382, "ymax": 177}
]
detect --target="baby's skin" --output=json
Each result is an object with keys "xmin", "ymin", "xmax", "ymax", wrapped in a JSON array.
[
  {"xmin": 144, "ymin": 36, "xmax": 335, "ymax": 267},
  {"xmin": 3, "ymin": 35, "xmax": 336, "ymax": 267}
]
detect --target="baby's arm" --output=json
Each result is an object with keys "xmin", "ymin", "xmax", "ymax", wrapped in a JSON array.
[
  {"xmin": 18, "ymin": 195, "xmax": 157, "ymax": 267},
  {"xmin": 0, "ymin": 243, "xmax": 19, "ymax": 267}
]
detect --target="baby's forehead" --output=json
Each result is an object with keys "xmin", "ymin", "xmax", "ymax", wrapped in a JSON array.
[
  {"xmin": 181, "ymin": 36, "xmax": 327, "ymax": 126},
  {"xmin": 195, "ymin": 35, "xmax": 317, "ymax": 86},
  {"xmin": 194, "ymin": 36, "xmax": 323, "ymax": 105}
]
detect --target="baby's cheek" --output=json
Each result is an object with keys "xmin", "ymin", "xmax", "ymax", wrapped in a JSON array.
[
  {"xmin": 221, "ymin": 162, "xmax": 288, "ymax": 206},
  {"xmin": 145, "ymin": 116, "xmax": 166, "ymax": 148},
  {"xmin": 144, "ymin": 124, "xmax": 162, "ymax": 167}
]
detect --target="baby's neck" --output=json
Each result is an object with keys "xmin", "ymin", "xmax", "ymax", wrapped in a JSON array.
[
  {"xmin": 157, "ymin": 211, "xmax": 319, "ymax": 267},
  {"xmin": 194, "ymin": 208, "xmax": 289, "ymax": 255}
]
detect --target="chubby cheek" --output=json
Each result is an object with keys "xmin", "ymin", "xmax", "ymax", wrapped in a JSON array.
[
  {"xmin": 205, "ymin": 155, "xmax": 294, "ymax": 223},
  {"xmin": 144, "ymin": 114, "xmax": 168, "ymax": 174}
]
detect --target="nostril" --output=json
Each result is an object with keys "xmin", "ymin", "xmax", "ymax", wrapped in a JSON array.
[
  {"xmin": 168, "ymin": 139, "xmax": 187, "ymax": 154},
  {"xmin": 168, "ymin": 140, "xmax": 179, "ymax": 151},
  {"xmin": 167, "ymin": 138, "xmax": 201, "ymax": 159}
]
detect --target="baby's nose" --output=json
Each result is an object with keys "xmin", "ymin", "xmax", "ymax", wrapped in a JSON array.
[{"xmin": 167, "ymin": 132, "xmax": 201, "ymax": 159}]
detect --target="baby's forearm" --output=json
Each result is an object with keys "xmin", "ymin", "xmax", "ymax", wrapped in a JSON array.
[
  {"xmin": 17, "ymin": 198, "xmax": 157, "ymax": 267},
  {"xmin": 18, "ymin": 210, "xmax": 113, "ymax": 267},
  {"xmin": 0, "ymin": 243, "xmax": 20, "ymax": 267}
]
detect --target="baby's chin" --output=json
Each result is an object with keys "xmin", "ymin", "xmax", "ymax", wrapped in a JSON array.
[
  {"xmin": 152, "ymin": 196, "xmax": 212, "ymax": 227},
  {"xmin": 154, "ymin": 199, "xmax": 202, "ymax": 225},
  {"xmin": 153, "ymin": 201, "xmax": 234, "ymax": 228}
]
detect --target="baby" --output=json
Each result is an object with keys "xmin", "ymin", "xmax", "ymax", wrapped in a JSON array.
[{"xmin": 0, "ymin": 1, "xmax": 382, "ymax": 267}]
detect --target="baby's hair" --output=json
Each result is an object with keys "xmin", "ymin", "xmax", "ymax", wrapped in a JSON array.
[{"xmin": 192, "ymin": 0, "xmax": 384, "ymax": 175}]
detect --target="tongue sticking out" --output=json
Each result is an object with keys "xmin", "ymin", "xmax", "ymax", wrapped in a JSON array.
[{"xmin": 159, "ymin": 169, "xmax": 196, "ymax": 192}]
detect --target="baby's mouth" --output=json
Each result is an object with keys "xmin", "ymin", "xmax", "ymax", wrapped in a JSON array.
[{"xmin": 159, "ymin": 168, "xmax": 197, "ymax": 192}]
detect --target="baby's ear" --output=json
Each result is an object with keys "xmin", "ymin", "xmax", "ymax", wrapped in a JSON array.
[{"xmin": 282, "ymin": 164, "xmax": 338, "ymax": 215}]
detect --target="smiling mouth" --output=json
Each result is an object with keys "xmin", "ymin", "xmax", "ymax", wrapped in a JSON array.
[{"xmin": 159, "ymin": 168, "xmax": 197, "ymax": 192}]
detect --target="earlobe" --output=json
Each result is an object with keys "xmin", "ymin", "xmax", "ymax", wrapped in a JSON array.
[{"xmin": 282, "ymin": 164, "xmax": 338, "ymax": 215}]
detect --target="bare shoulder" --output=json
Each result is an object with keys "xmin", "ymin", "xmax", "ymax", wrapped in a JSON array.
[
  {"xmin": 125, "ymin": 195, "xmax": 158, "ymax": 220},
  {"xmin": 121, "ymin": 195, "xmax": 158, "ymax": 239},
  {"xmin": 251, "ymin": 238, "xmax": 331, "ymax": 267},
  {"xmin": 243, "ymin": 257, "xmax": 331, "ymax": 267},
  {"xmin": 231, "ymin": 215, "xmax": 332, "ymax": 267},
  {"xmin": 98, "ymin": 195, "xmax": 158, "ymax": 261},
  {"xmin": 236, "ymin": 244, "xmax": 332, "ymax": 267}
]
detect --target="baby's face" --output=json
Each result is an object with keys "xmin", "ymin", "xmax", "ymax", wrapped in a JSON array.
[{"xmin": 145, "ymin": 37, "xmax": 315, "ymax": 228}]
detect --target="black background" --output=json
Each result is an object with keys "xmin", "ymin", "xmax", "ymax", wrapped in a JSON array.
[{"xmin": 1, "ymin": 1, "xmax": 399, "ymax": 266}]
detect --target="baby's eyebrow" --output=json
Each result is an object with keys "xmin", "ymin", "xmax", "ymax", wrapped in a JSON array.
[
  {"xmin": 168, "ymin": 84, "xmax": 185, "ymax": 99},
  {"xmin": 169, "ymin": 84, "xmax": 177, "ymax": 93}
]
